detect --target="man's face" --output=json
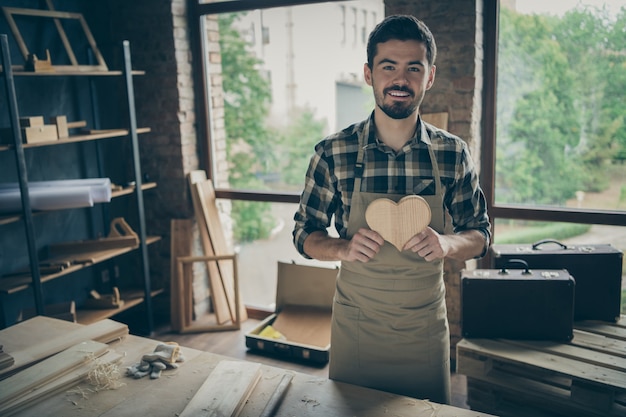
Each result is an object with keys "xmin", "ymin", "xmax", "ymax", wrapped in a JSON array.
[{"xmin": 364, "ymin": 39, "xmax": 436, "ymax": 120}]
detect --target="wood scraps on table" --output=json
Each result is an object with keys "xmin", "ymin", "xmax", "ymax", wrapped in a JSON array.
[{"xmin": 365, "ymin": 195, "xmax": 431, "ymax": 251}]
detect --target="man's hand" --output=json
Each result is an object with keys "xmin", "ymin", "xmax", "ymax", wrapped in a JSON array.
[
  {"xmin": 342, "ymin": 228, "xmax": 385, "ymax": 262},
  {"xmin": 403, "ymin": 228, "xmax": 487, "ymax": 261},
  {"xmin": 303, "ymin": 229, "xmax": 384, "ymax": 263},
  {"xmin": 403, "ymin": 227, "xmax": 449, "ymax": 261}
]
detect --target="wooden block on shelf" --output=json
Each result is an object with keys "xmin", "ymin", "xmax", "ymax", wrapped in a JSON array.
[
  {"xmin": 23, "ymin": 125, "xmax": 58, "ymax": 143},
  {"xmin": 19, "ymin": 116, "xmax": 44, "ymax": 128},
  {"xmin": 49, "ymin": 115, "xmax": 69, "ymax": 138}
]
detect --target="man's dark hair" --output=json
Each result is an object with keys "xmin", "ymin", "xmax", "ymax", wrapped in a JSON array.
[{"xmin": 366, "ymin": 15, "xmax": 437, "ymax": 69}]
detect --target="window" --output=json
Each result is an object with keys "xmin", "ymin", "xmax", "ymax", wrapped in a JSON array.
[
  {"xmin": 484, "ymin": 0, "xmax": 626, "ymax": 313},
  {"xmin": 194, "ymin": 0, "xmax": 383, "ymax": 309}
]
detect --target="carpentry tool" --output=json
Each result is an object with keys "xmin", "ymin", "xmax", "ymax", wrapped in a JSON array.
[{"xmin": 83, "ymin": 287, "xmax": 124, "ymax": 309}]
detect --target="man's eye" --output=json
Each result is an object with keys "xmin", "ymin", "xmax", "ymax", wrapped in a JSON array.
[
  {"xmin": 409, "ymin": 67, "xmax": 421, "ymax": 72},
  {"xmin": 382, "ymin": 65, "xmax": 395, "ymax": 71}
]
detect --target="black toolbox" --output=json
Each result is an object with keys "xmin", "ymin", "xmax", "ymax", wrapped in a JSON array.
[
  {"xmin": 491, "ymin": 240, "xmax": 623, "ymax": 322},
  {"xmin": 245, "ymin": 261, "xmax": 338, "ymax": 364},
  {"xmin": 461, "ymin": 260, "xmax": 575, "ymax": 341}
]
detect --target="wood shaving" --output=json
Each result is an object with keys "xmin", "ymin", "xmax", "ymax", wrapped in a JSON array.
[{"xmin": 87, "ymin": 358, "xmax": 125, "ymax": 391}]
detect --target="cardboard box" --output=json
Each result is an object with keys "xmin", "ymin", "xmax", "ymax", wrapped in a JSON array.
[{"xmin": 245, "ymin": 261, "xmax": 338, "ymax": 363}]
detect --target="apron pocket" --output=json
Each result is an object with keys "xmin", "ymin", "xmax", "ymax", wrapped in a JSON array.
[{"xmin": 329, "ymin": 300, "xmax": 360, "ymax": 379}]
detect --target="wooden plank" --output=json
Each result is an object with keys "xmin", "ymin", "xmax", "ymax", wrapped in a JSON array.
[
  {"xmin": 457, "ymin": 338, "xmax": 626, "ymax": 390},
  {"xmin": 259, "ymin": 372, "xmax": 294, "ymax": 417},
  {"xmin": 188, "ymin": 171, "xmax": 231, "ymax": 324},
  {"xmin": 48, "ymin": 236, "xmax": 139, "ymax": 256},
  {"xmin": 0, "ymin": 349, "xmax": 123, "ymax": 416},
  {"xmin": 499, "ymin": 337, "xmax": 626, "ymax": 372},
  {"xmin": 0, "ymin": 340, "xmax": 108, "ymax": 406},
  {"xmin": 196, "ymin": 179, "xmax": 247, "ymax": 322},
  {"xmin": 575, "ymin": 321, "xmax": 626, "ymax": 341},
  {"xmin": 179, "ymin": 360, "xmax": 262, "ymax": 417},
  {"xmin": 170, "ymin": 219, "xmax": 193, "ymax": 332},
  {"xmin": 0, "ymin": 318, "xmax": 127, "ymax": 378},
  {"xmin": 571, "ymin": 329, "xmax": 626, "ymax": 359}
]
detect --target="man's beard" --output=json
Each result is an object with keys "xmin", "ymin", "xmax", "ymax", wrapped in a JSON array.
[{"xmin": 377, "ymin": 86, "xmax": 419, "ymax": 120}]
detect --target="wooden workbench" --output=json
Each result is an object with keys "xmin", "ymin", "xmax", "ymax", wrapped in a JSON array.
[{"xmin": 1, "ymin": 317, "xmax": 495, "ymax": 417}]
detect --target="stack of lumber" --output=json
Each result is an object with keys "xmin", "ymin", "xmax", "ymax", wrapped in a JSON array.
[
  {"xmin": 0, "ymin": 316, "xmax": 128, "ymax": 416},
  {"xmin": 169, "ymin": 171, "xmax": 246, "ymax": 332}
]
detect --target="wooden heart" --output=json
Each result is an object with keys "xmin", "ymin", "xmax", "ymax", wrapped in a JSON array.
[{"xmin": 365, "ymin": 195, "xmax": 431, "ymax": 251}]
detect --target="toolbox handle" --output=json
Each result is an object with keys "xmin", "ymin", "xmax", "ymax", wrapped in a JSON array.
[
  {"xmin": 532, "ymin": 239, "xmax": 568, "ymax": 250},
  {"xmin": 499, "ymin": 259, "xmax": 532, "ymax": 275}
]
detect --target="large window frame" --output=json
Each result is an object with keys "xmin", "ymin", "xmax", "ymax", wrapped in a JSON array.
[
  {"xmin": 481, "ymin": 0, "xmax": 625, "ymax": 229},
  {"xmin": 190, "ymin": 0, "xmax": 625, "ymax": 241}
]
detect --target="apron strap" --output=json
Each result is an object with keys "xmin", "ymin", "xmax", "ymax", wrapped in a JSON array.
[{"xmin": 355, "ymin": 120, "xmax": 444, "ymax": 218}]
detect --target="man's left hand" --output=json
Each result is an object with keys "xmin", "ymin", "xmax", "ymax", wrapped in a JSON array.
[{"xmin": 402, "ymin": 227, "xmax": 450, "ymax": 261}]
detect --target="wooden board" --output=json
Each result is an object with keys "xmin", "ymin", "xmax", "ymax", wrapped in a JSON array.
[
  {"xmin": 0, "ymin": 317, "xmax": 128, "ymax": 378},
  {"xmin": 196, "ymin": 178, "xmax": 247, "ymax": 322},
  {"xmin": 179, "ymin": 359, "xmax": 262, "ymax": 417},
  {"xmin": 0, "ymin": 340, "xmax": 108, "ymax": 408},
  {"xmin": 188, "ymin": 171, "xmax": 231, "ymax": 324},
  {"xmin": 171, "ymin": 219, "xmax": 193, "ymax": 332},
  {"xmin": 365, "ymin": 195, "xmax": 431, "ymax": 251},
  {"xmin": 0, "ymin": 349, "xmax": 123, "ymax": 416}
]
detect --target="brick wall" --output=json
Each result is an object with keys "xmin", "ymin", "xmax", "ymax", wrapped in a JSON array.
[{"xmin": 108, "ymin": 0, "xmax": 200, "ymax": 292}]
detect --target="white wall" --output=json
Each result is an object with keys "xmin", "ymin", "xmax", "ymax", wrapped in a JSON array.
[{"xmin": 235, "ymin": 0, "xmax": 384, "ymax": 133}]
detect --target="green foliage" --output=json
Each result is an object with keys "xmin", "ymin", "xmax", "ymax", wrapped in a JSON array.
[
  {"xmin": 493, "ymin": 222, "xmax": 591, "ymax": 245},
  {"xmin": 278, "ymin": 108, "xmax": 327, "ymax": 186},
  {"xmin": 219, "ymin": 13, "xmax": 275, "ymax": 242},
  {"xmin": 496, "ymin": 6, "xmax": 626, "ymax": 205}
]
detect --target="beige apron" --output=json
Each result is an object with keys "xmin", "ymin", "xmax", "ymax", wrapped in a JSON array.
[{"xmin": 329, "ymin": 125, "xmax": 451, "ymax": 404}]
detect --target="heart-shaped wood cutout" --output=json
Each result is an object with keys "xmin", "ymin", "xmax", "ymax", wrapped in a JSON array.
[{"xmin": 365, "ymin": 195, "xmax": 431, "ymax": 251}]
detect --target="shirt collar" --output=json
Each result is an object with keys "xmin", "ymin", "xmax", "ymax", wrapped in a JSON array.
[{"xmin": 361, "ymin": 112, "xmax": 431, "ymax": 151}]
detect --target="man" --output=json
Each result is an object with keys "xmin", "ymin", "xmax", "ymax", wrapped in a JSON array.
[{"xmin": 292, "ymin": 15, "xmax": 490, "ymax": 404}]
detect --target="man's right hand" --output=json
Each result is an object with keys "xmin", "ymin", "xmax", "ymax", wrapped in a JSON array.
[
  {"xmin": 342, "ymin": 228, "xmax": 384, "ymax": 262},
  {"xmin": 303, "ymin": 229, "xmax": 384, "ymax": 262}
]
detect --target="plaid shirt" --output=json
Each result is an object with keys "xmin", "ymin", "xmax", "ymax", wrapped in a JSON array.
[{"xmin": 293, "ymin": 114, "xmax": 491, "ymax": 258}]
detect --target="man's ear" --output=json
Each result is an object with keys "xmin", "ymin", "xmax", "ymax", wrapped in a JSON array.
[
  {"xmin": 426, "ymin": 65, "xmax": 436, "ymax": 90},
  {"xmin": 364, "ymin": 63, "xmax": 373, "ymax": 86}
]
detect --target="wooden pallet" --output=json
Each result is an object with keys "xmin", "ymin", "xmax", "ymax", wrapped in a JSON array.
[{"xmin": 456, "ymin": 315, "xmax": 626, "ymax": 417}]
